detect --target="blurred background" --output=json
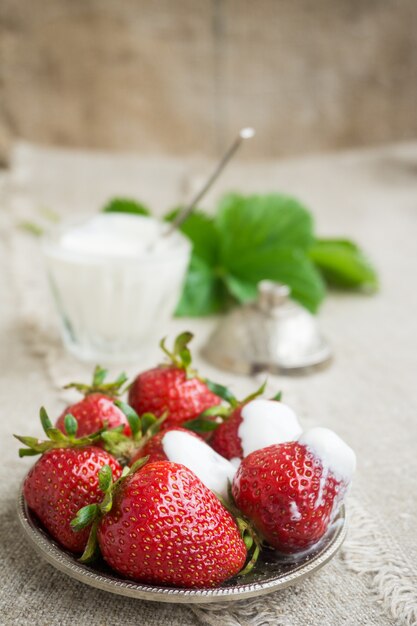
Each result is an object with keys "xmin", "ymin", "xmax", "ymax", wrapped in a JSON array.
[{"xmin": 1, "ymin": 0, "xmax": 417, "ymax": 165}]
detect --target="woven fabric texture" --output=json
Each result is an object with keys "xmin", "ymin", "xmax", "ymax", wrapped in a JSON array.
[{"xmin": 0, "ymin": 143, "xmax": 416, "ymax": 625}]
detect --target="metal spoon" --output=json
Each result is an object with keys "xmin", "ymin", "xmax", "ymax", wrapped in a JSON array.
[{"xmin": 164, "ymin": 127, "xmax": 255, "ymax": 236}]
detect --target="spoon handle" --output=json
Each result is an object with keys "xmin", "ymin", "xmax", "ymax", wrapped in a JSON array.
[{"xmin": 164, "ymin": 128, "xmax": 255, "ymax": 236}]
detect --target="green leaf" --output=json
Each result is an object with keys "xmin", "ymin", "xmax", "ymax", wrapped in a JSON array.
[
  {"xmin": 141, "ymin": 413, "xmax": 157, "ymax": 434},
  {"xmin": 147, "ymin": 413, "xmax": 168, "ymax": 437},
  {"xmin": 39, "ymin": 407, "xmax": 53, "ymax": 434},
  {"xmin": 197, "ymin": 405, "xmax": 231, "ymax": 418},
  {"xmin": 98, "ymin": 465, "xmax": 113, "ymax": 493},
  {"xmin": 45, "ymin": 428, "xmax": 70, "ymax": 444},
  {"xmin": 205, "ymin": 380, "xmax": 238, "ymax": 407},
  {"xmin": 14, "ymin": 435, "xmax": 45, "ymax": 449},
  {"xmin": 79, "ymin": 519, "xmax": 100, "ymax": 564},
  {"xmin": 171, "ymin": 193, "xmax": 376, "ymax": 317},
  {"xmin": 229, "ymin": 247, "xmax": 325, "ymax": 313},
  {"xmin": 166, "ymin": 210, "xmax": 220, "ymax": 266},
  {"xmin": 309, "ymin": 238, "xmax": 378, "ymax": 291},
  {"xmin": 169, "ymin": 210, "xmax": 229, "ymax": 317},
  {"xmin": 129, "ymin": 456, "xmax": 150, "ymax": 475},
  {"xmin": 239, "ymin": 542, "xmax": 260, "ymax": 576},
  {"xmin": 216, "ymin": 193, "xmax": 314, "ymax": 268},
  {"xmin": 242, "ymin": 380, "xmax": 267, "ymax": 404},
  {"xmin": 175, "ymin": 256, "xmax": 227, "ymax": 316},
  {"xmin": 115, "ymin": 400, "xmax": 141, "ymax": 437},
  {"xmin": 64, "ymin": 414, "xmax": 78, "ymax": 438},
  {"xmin": 102, "ymin": 198, "xmax": 150, "ymax": 216},
  {"xmin": 222, "ymin": 274, "xmax": 258, "ymax": 304},
  {"xmin": 271, "ymin": 391, "xmax": 283, "ymax": 401},
  {"xmin": 92, "ymin": 365, "xmax": 107, "ymax": 387},
  {"xmin": 183, "ymin": 417, "xmax": 219, "ymax": 433},
  {"xmin": 99, "ymin": 490, "xmax": 113, "ymax": 514},
  {"xmin": 71, "ymin": 504, "xmax": 99, "ymax": 531},
  {"xmin": 18, "ymin": 448, "xmax": 42, "ymax": 458},
  {"xmin": 243, "ymin": 534, "xmax": 253, "ymax": 551},
  {"xmin": 215, "ymin": 193, "xmax": 326, "ymax": 312}
]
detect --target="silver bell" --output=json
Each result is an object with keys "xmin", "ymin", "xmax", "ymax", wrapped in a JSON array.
[{"xmin": 202, "ymin": 281, "xmax": 332, "ymax": 375}]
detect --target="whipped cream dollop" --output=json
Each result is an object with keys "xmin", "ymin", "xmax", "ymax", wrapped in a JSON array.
[
  {"xmin": 298, "ymin": 427, "xmax": 356, "ymax": 483},
  {"xmin": 162, "ymin": 430, "xmax": 237, "ymax": 499},
  {"xmin": 55, "ymin": 213, "xmax": 185, "ymax": 259},
  {"xmin": 238, "ymin": 399, "xmax": 303, "ymax": 458}
]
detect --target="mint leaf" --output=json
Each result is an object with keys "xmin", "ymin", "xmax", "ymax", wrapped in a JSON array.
[
  {"xmin": 171, "ymin": 211, "xmax": 220, "ymax": 266},
  {"xmin": 175, "ymin": 256, "xmax": 227, "ymax": 316},
  {"xmin": 310, "ymin": 238, "xmax": 378, "ymax": 291},
  {"xmin": 171, "ymin": 194, "xmax": 375, "ymax": 316},
  {"xmin": 223, "ymin": 274, "xmax": 258, "ymax": 303},
  {"xmin": 170, "ymin": 211, "xmax": 228, "ymax": 316},
  {"xmin": 216, "ymin": 193, "xmax": 314, "ymax": 266},
  {"xmin": 232, "ymin": 247, "xmax": 325, "ymax": 312},
  {"xmin": 215, "ymin": 193, "xmax": 324, "ymax": 312},
  {"xmin": 103, "ymin": 198, "xmax": 150, "ymax": 216}
]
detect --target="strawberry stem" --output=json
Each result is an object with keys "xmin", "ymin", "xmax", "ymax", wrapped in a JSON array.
[{"xmin": 159, "ymin": 332, "xmax": 194, "ymax": 373}]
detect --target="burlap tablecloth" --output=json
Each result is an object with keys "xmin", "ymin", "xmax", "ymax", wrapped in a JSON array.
[{"xmin": 0, "ymin": 142, "xmax": 416, "ymax": 625}]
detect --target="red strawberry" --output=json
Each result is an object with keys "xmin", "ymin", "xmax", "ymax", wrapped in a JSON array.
[
  {"xmin": 232, "ymin": 429, "xmax": 355, "ymax": 554},
  {"xmin": 129, "ymin": 427, "xmax": 203, "ymax": 466},
  {"xmin": 56, "ymin": 393, "xmax": 130, "ymax": 438},
  {"xmin": 128, "ymin": 332, "xmax": 221, "ymax": 429},
  {"xmin": 16, "ymin": 408, "xmax": 122, "ymax": 553},
  {"xmin": 93, "ymin": 461, "xmax": 248, "ymax": 587},
  {"xmin": 210, "ymin": 398, "xmax": 301, "ymax": 461},
  {"xmin": 24, "ymin": 447, "xmax": 122, "ymax": 552},
  {"xmin": 210, "ymin": 405, "xmax": 245, "ymax": 459},
  {"xmin": 56, "ymin": 366, "xmax": 130, "ymax": 438}
]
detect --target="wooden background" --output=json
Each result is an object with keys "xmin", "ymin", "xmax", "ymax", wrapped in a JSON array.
[{"xmin": 1, "ymin": 0, "xmax": 416, "ymax": 164}]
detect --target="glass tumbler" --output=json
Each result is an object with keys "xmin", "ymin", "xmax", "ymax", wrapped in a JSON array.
[{"xmin": 42, "ymin": 213, "xmax": 191, "ymax": 363}]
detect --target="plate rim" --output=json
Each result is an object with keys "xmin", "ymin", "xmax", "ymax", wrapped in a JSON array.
[{"xmin": 17, "ymin": 488, "xmax": 347, "ymax": 604}]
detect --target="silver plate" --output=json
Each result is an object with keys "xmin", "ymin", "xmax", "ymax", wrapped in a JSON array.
[{"xmin": 17, "ymin": 489, "xmax": 347, "ymax": 604}]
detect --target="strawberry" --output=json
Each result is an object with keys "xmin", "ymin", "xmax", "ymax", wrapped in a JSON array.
[
  {"xmin": 128, "ymin": 427, "xmax": 236, "ymax": 501},
  {"xmin": 210, "ymin": 404, "xmax": 246, "ymax": 459},
  {"xmin": 232, "ymin": 429, "xmax": 355, "ymax": 554},
  {"xmin": 210, "ymin": 397, "xmax": 302, "ymax": 461},
  {"xmin": 56, "ymin": 366, "xmax": 130, "ymax": 438},
  {"xmin": 129, "ymin": 427, "xmax": 203, "ymax": 465},
  {"xmin": 128, "ymin": 332, "xmax": 221, "ymax": 429},
  {"xmin": 73, "ymin": 461, "xmax": 249, "ymax": 588},
  {"xmin": 16, "ymin": 408, "xmax": 122, "ymax": 553}
]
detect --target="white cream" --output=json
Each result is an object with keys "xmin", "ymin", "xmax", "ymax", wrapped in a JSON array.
[
  {"xmin": 42, "ymin": 214, "xmax": 191, "ymax": 362},
  {"xmin": 238, "ymin": 399, "xmax": 302, "ymax": 457},
  {"xmin": 298, "ymin": 427, "xmax": 356, "ymax": 484},
  {"xmin": 161, "ymin": 430, "xmax": 237, "ymax": 500}
]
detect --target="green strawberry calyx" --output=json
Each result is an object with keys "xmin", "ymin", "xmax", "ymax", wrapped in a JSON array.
[
  {"xmin": 71, "ymin": 457, "xmax": 149, "ymax": 563},
  {"xmin": 100, "ymin": 401, "xmax": 167, "ymax": 465},
  {"xmin": 183, "ymin": 380, "xmax": 273, "ymax": 435},
  {"xmin": 216, "ymin": 484, "xmax": 263, "ymax": 576},
  {"xmin": 64, "ymin": 365, "xmax": 129, "ymax": 399},
  {"xmin": 14, "ymin": 407, "xmax": 103, "ymax": 457}
]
